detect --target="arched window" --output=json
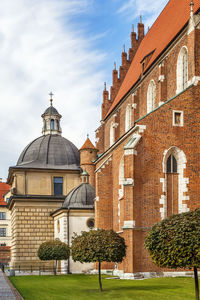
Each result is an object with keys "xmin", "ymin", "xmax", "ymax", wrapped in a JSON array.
[
  {"xmin": 147, "ymin": 80, "xmax": 156, "ymax": 113},
  {"xmin": 51, "ymin": 119, "xmax": 55, "ymax": 130},
  {"xmin": 177, "ymin": 47, "xmax": 188, "ymax": 93},
  {"xmin": 166, "ymin": 154, "xmax": 178, "ymax": 217},
  {"xmin": 167, "ymin": 155, "xmax": 177, "ymax": 173},
  {"xmin": 110, "ymin": 123, "xmax": 115, "ymax": 146},
  {"xmin": 125, "ymin": 104, "xmax": 132, "ymax": 132}
]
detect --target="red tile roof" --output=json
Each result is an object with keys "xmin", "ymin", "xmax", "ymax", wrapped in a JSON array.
[
  {"xmin": 79, "ymin": 138, "xmax": 97, "ymax": 151},
  {"xmin": 0, "ymin": 182, "xmax": 10, "ymax": 206},
  {"xmin": 106, "ymin": 0, "xmax": 200, "ymax": 118}
]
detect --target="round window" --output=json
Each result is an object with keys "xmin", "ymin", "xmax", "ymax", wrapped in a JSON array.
[{"xmin": 87, "ymin": 218, "xmax": 95, "ymax": 229}]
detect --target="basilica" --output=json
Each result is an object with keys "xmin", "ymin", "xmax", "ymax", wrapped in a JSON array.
[{"xmin": 4, "ymin": 0, "xmax": 200, "ymax": 278}]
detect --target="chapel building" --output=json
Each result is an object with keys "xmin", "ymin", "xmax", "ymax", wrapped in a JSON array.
[
  {"xmin": 7, "ymin": 99, "xmax": 96, "ymax": 273},
  {"xmin": 95, "ymin": 0, "xmax": 200, "ymax": 278}
]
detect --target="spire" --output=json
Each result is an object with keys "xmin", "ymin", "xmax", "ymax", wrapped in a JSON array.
[
  {"xmin": 49, "ymin": 91, "xmax": 53, "ymax": 106},
  {"xmin": 123, "ymin": 44, "xmax": 125, "ymax": 53},
  {"xmin": 114, "ymin": 62, "xmax": 116, "ymax": 70},
  {"xmin": 104, "ymin": 82, "xmax": 107, "ymax": 91},
  {"xmin": 190, "ymin": 0, "xmax": 194, "ymax": 17},
  {"xmin": 132, "ymin": 24, "xmax": 134, "ymax": 32},
  {"xmin": 140, "ymin": 15, "xmax": 142, "ymax": 24}
]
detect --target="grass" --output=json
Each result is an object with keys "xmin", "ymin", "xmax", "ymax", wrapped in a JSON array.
[{"xmin": 9, "ymin": 274, "xmax": 196, "ymax": 300}]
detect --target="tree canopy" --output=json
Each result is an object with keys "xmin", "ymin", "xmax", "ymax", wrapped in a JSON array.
[
  {"xmin": 38, "ymin": 240, "xmax": 70, "ymax": 261},
  {"xmin": 71, "ymin": 229, "xmax": 126, "ymax": 291},
  {"xmin": 71, "ymin": 229, "xmax": 126, "ymax": 264},
  {"xmin": 145, "ymin": 209, "xmax": 200, "ymax": 300}
]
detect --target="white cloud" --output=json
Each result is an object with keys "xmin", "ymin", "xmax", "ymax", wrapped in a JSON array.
[
  {"xmin": 117, "ymin": 0, "xmax": 169, "ymax": 28},
  {"xmin": 0, "ymin": 0, "xmax": 105, "ymax": 181}
]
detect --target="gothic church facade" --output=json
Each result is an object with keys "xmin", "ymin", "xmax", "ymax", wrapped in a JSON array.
[{"xmin": 95, "ymin": 0, "xmax": 200, "ymax": 278}]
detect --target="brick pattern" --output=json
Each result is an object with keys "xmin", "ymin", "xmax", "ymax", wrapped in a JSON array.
[
  {"xmin": 10, "ymin": 201, "xmax": 61, "ymax": 269},
  {"xmin": 95, "ymin": 23, "xmax": 200, "ymax": 275}
]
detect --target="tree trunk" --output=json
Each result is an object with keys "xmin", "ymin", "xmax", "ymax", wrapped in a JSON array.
[
  {"xmin": 98, "ymin": 261, "xmax": 102, "ymax": 292},
  {"xmin": 194, "ymin": 266, "xmax": 199, "ymax": 300},
  {"xmin": 54, "ymin": 260, "xmax": 57, "ymax": 276}
]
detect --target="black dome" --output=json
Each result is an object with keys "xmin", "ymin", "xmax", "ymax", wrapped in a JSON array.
[
  {"xmin": 17, "ymin": 134, "xmax": 80, "ymax": 170},
  {"xmin": 42, "ymin": 106, "xmax": 60, "ymax": 116},
  {"xmin": 63, "ymin": 183, "xmax": 95, "ymax": 209}
]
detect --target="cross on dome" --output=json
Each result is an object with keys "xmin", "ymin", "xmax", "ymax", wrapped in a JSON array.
[{"xmin": 49, "ymin": 91, "xmax": 54, "ymax": 106}]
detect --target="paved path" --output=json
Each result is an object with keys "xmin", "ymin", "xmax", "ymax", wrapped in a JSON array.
[{"xmin": 0, "ymin": 270, "xmax": 23, "ymax": 300}]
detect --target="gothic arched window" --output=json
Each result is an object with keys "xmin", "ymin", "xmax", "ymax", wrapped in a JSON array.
[
  {"xmin": 147, "ymin": 80, "xmax": 156, "ymax": 113},
  {"xmin": 177, "ymin": 47, "xmax": 188, "ymax": 93},
  {"xmin": 125, "ymin": 104, "xmax": 132, "ymax": 132},
  {"xmin": 167, "ymin": 154, "xmax": 177, "ymax": 173},
  {"xmin": 51, "ymin": 119, "xmax": 55, "ymax": 130}
]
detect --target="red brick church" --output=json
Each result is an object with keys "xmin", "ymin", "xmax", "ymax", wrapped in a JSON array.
[{"xmin": 93, "ymin": 0, "xmax": 200, "ymax": 278}]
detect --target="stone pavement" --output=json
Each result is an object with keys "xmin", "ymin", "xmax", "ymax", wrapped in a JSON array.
[{"xmin": 0, "ymin": 270, "xmax": 23, "ymax": 300}]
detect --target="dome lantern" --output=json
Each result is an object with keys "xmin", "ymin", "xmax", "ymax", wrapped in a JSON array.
[{"xmin": 41, "ymin": 92, "xmax": 62, "ymax": 136}]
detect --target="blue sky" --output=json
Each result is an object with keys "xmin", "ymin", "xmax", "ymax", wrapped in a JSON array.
[{"xmin": 0, "ymin": 0, "xmax": 169, "ymax": 180}]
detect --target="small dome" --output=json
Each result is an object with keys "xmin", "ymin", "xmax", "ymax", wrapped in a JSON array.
[
  {"xmin": 17, "ymin": 134, "xmax": 80, "ymax": 170},
  {"xmin": 42, "ymin": 106, "xmax": 61, "ymax": 117},
  {"xmin": 63, "ymin": 183, "xmax": 95, "ymax": 209}
]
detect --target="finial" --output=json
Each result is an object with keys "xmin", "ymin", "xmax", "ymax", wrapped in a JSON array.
[
  {"xmin": 140, "ymin": 15, "xmax": 142, "ymax": 24},
  {"xmin": 132, "ymin": 24, "xmax": 134, "ymax": 32},
  {"xmin": 148, "ymin": 26, "xmax": 150, "ymax": 31},
  {"xmin": 123, "ymin": 44, "xmax": 125, "ymax": 53},
  {"xmin": 87, "ymin": 133, "xmax": 89, "ymax": 139},
  {"xmin": 114, "ymin": 62, "xmax": 116, "ymax": 70},
  {"xmin": 104, "ymin": 82, "xmax": 106, "ymax": 91},
  {"xmin": 190, "ymin": 0, "xmax": 194, "ymax": 17},
  {"xmin": 49, "ymin": 91, "xmax": 54, "ymax": 106}
]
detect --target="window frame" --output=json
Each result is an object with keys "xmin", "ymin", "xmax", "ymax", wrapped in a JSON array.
[
  {"xmin": 0, "ymin": 212, "xmax": 6, "ymax": 220},
  {"xmin": 53, "ymin": 177, "xmax": 63, "ymax": 196},
  {"xmin": 0, "ymin": 228, "xmax": 6, "ymax": 237}
]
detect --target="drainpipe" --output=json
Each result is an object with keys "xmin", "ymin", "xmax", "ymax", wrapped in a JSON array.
[{"xmin": 67, "ymin": 208, "xmax": 70, "ymax": 274}]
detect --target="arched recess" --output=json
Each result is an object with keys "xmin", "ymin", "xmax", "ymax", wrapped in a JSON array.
[
  {"xmin": 160, "ymin": 146, "xmax": 189, "ymax": 219},
  {"xmin": 147, "ymin": 80, "xmax": 156, "ymax": 113},
  {"xmin": 176, "ymin": 46, "xmax": 188, "ymax": 93},
  {"xmin": 125, "ymin": 104, "xmax": 132, "ymax": 132},
  {"xmin": 110, "ymin": 122, "xmax": 115, "ymax": 146}
]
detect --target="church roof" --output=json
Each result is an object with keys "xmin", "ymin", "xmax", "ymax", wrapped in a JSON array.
[
  {"xmin": 16, "ymin": 134, "xmax": 80, "ymax": 170},
  {"xmin": 106, "ymin": 0, "xmax": 200, "ymax": 118},
  {"xmin": 42, "ymin": 106, "xmax": 61, "ymax": 117},
  {"xmin": 62, "ymin": 183, "xmax": 95, "ymax": 209},
  {"xmin": 79, "ymin": 138, "xmax": 97, "ymax": 151},
  {"xmin": 0, "ymin": 182, "xmax": 10, "ymax": 206}
]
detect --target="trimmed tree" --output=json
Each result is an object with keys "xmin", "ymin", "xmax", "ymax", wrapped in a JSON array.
[
  {"xmin": 38, "ymin": 240, "xmax": 70, "ymax": 275},
  {"xmin": 71, "ymin": 229, "xmax": 126, "ymax": 291},
  {"xmin": 145, "ymin": 209, "xmax": 200, "ymax": 300}
]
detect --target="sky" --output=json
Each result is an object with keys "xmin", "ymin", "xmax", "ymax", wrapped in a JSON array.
[{"xmin": 0, "ymin": 0, "xmax": 169, "ymax": 181}]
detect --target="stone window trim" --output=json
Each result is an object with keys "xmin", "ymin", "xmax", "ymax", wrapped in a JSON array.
[
  {"xmin": 176, "ymin": 46, "xmax": 188, "ymax": 94},
  {"xmin": 110, "ymin": 121, "xmax": 118, "ymax": 147},
  {"xmin": 147, "ymin": 79, "xmax": 156, "ymax": 113},
  {"xmin": 125, "ymin": 104, "xmax": 132, "ymax": 132},
  {"xmin": 159, "ymin": 147, "xmax": 189, "ymax": 220},
  {"xmin": 173, "ymin": 110, "xmax": 184, "ymax": 127}
]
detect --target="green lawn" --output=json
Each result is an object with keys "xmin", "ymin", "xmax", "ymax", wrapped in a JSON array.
[{"xmin": 9, "ymin": 274, "xmax": 196, "ymax": 300}]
